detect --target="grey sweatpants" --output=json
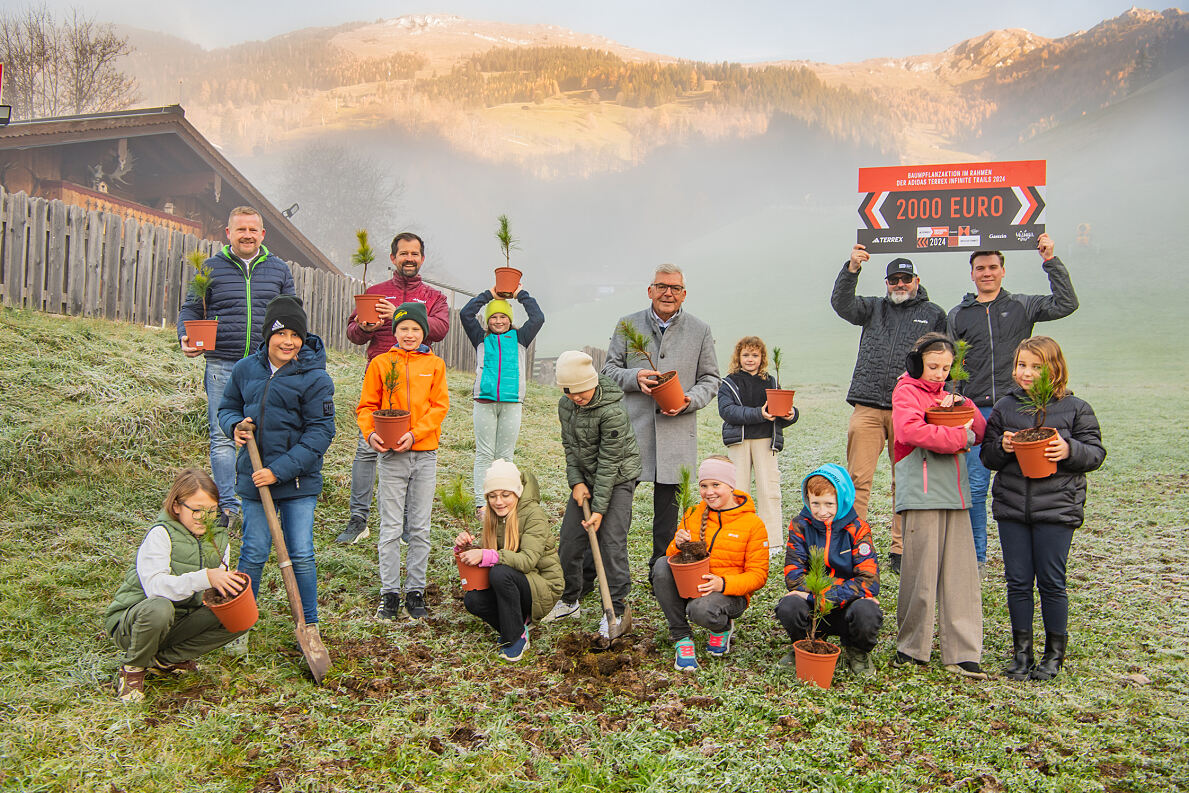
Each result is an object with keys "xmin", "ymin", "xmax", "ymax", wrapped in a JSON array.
[
  {"xmin": 377, "ymin": 449, "xmax": 437, "ymax": 595},
  {"xmin": 650, "ymin": 555, "xmax": 748, "ymax": 642},
  {"xmin": 896, "ymin": 508, "xmax": 983, "ymax": 665}
]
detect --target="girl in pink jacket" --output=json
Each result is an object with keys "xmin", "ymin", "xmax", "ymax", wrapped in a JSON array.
[{"xmin": 891, "ymin": 332, "xmax": 987, "ymax": 679}]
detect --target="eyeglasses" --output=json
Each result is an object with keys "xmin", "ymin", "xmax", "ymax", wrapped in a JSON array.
[
  {"xmin": 886, "ymin": 274, "xmax": 915, "ymax": 285},
  {"xmin": 181, "ymin": 502, "xmax": 218, "ymax": 519},
  {"xmin": 650, "ymin": 283, "xmax": 685, "ymax": 294}
]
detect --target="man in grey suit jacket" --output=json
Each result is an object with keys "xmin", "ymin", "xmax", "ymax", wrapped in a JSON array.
[{"xmin": 603, "ymin": 264, "xmax": 720, "ymax": 577}]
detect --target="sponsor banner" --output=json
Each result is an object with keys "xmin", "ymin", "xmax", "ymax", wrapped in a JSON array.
[{"xmin": 857, "ymin": 160, "xmax": 1046, "ymax": 253}]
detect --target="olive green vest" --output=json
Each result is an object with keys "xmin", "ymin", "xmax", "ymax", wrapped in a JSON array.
[{"xmin": 104, "ymin": 511, "xmax": 229, "ymax": 634}]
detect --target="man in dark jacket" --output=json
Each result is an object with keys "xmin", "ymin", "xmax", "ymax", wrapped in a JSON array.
[
  {"xmin": 831, "ymin": 245, "xmax": 947, "ymax": 571},
  {"xmin": 947, "ymin": 233, "xmax": 1078, "ymax": 569},
  {"xmin": 178, "ymin": 206, "xmax": 295, "ymax": 525},
  {"xmin": 337, "ymin": 232, "xmax": 450, "ymax": 545}
]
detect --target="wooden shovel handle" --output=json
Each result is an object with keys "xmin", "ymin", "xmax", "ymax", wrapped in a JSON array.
[
  {"xmin": 244, "ymin": 432, "xmax": 307, "ymax": 629},
  {"xmin": 580, "ymin": 499, "xmax": 616, "ymax": 619}
]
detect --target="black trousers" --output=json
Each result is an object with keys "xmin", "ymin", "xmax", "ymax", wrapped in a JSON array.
[
  {"xmin": 775, "ymin": 595, "xmax": 883, "ymax": 652},
  {"xmin": 463, "ymin": 564, "xmax": 532, "ymax": 646},
  {"xmin": 998, "ymin": 519, "xmax": 1075, "ymax": 636},
  {"xmin": 649, "ymin": 482, "xmax": 680, "ymax": 574}
]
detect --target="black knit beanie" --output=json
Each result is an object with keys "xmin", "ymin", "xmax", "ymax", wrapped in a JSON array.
[
  {"xmin": 262, "ymin": 295, "xmax": 308, "ymax": 344},
  {"xmin": 392, "ymin": 301, "xmax": 429, "ymax": 339}
]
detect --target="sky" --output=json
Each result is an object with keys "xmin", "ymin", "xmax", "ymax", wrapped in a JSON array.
[{"xmin": 29, "ymin": 0, "xmax": 1140, "ymax": 60}]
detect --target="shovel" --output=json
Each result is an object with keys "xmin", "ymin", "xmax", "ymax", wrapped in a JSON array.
[
  {"xmin": 581, "ymin": 499, "xmax": 632, "ymax": 649},
  {"xmin": 244, "ymin": 432, "xmax": 332, "ymax": 684}
]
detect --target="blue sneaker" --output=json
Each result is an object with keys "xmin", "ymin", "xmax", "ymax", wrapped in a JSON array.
[
  {"xmin": 499, "ymin": 630, "xmax": 529, "ymax": 662},
  {"xmin": 707, "ymin": 620, "xmax": 734, "ymax": 657},
  {"xmin": 674, "ymin": 638, "xmax": 699, "ymax": 672}
]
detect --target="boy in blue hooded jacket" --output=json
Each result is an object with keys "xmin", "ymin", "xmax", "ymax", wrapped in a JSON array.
[{"xmin": 775, "ymin": 464, "xmax": 882, "ymax": 676}]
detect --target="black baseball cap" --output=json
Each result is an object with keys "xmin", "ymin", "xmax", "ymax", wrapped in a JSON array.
[{"xmin": 886, "ymin": 258, "xmax": 917, "ymax": 279}]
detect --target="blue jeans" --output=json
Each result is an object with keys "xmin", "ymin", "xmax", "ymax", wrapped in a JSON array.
[
  {"xmin": 204, "ymin": 357, "xmax": 240, "ymax": 516},
  {"xmin": 965, "ymin": 407, "xmax": 995, "ymax": 564},
  {"xmin": 238, "ymin": 495, "xmax": 319, "ymax": 623}
]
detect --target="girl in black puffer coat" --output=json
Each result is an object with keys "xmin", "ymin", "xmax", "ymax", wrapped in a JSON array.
[{"xmin": 982, "ymin": 336, "xmax": 1105, "ymax": 682}]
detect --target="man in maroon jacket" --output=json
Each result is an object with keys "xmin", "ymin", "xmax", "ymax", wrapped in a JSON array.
[{"xmin": 337, "ymin": 232, "xmax": 450, "ymax": 544}]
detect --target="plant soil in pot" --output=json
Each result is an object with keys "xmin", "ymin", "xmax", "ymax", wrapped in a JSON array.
[
  {"xmin": 353, "ymin": 294, "xmax": 383, "ymax": 325},
  {"xmin": 925, "ymin": 401, "xmax": 976, "ymax": 427},
  {"xmin": 454, "ymin": 543, "xmax": 490, "ymax": 592},
  {"xmin": 205, "ymin": 571, "xmax": 258, "ymax": 632},
  {"xmin": 185, "ymin": 319, "xmax": 218, "ymax": 351},
  {"xmin": 373, "ymin": 409, "xmax": 411, "ymax": 448},
  {"xmin": 793, "ymin": 638, "xmax": 841, "ymax": 689},
  {"xmin": 1013, "ymin": 427, "xmax": 1058, "ymax": 478},
  {"xmin": 765, "ymin": 388, "xmax": 795, "ymax": 418},
  {"xmin": 668, "ymin": 540, "xmax": 710, "ymax": 599}
]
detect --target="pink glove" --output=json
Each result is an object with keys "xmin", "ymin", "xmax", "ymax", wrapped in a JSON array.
[{"xmin": 479, "ymin": 549, "xmax": 500, "ymax": 568}]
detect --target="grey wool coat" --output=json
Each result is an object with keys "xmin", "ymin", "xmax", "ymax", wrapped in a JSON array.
[{"xmin": 602, "ymin": 307, "xmax": 720, "ymax": 484}]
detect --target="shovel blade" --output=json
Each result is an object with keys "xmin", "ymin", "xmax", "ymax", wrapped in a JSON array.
[
  {"xmin": 296, "ymin": 624, "xmax": 332, "ymax": 684},
  {"xmin": 607, "ymin": 603, "xmax": 633, "ymax": 641}
]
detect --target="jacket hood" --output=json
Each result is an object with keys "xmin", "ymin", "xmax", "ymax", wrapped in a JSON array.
[
  {"xmin": 519, "ymin": 471, "xmax": 542, "ymax": 507},
  {"xmin": 896, "ymin": 371, "xmax": 945, "ymax": 396},
  {"xmin": 586, "ymin": 375, "xmax": 626, "ymax": 409},
  {"xmin": 800, "ymin": 463, "xmax": 857, "ymax": 525},
  {"xmin": 254, "ymin": 332, "xmax": 327, "ymax": 373}
]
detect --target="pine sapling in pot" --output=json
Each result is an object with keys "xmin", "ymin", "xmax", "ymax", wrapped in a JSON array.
[
  {"xmin": 438, "ymin": 475, "xmax": 474, "ymax": 542},
  {"xmin": 766, "ymin": 346, "xmax": 796, "ymax": 417},
  {"xmin": 797, "ymin": 545, "xmax": 837, "ymax": 654},
  {"xmin": 184, "ymin": 249, "xmax": 219, "ymax": 350},
  {"xmin": 371, "ymin": 360, "xmax": 410, "ymax": 447},
  {"xmin": 925, "ymin": 340, "xmax": 974, "ymax": 425},
  {"xmin": 617, "ymin": 319, "xmax": 676, "ymax": 387},
  {"xmin": 352, "ymin": 229, "xmax": 385, "ymax": 324},
  {"xmin": 186, "ymin": 250, "xmax": 213, "ymax": 313},
  {"xmin": 671, "ymin": 466, "xmax": 708, "ymax": 563},
  {"xmin": 200, "ymin": 510, "xmax": 248, "ymax": 606},
  {"xmin": 353, "ymin": 229, "xmax": 375, "ymax": 287},
  {"xmin": 493, "ymin": 214, "xmax": 522, "ymax": 296},
  {"xmin": 1015, "ymin": 363, "xmax": 1058, "ymax": 444}
]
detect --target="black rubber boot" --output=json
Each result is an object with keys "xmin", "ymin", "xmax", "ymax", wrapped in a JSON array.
[
  {"xmin": 1030, "ymin": 632, "xmax": 1067, "ymax": 680},
  {"xmin": 1002, "ymin": 630, "xmax": 1034, "ymax": 681}
]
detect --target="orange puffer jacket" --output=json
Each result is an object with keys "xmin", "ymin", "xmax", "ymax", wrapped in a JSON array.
[
  {"xmin": 357, "ymin": 344, "xmax": 449, "ymax": 451},
  {"xmin": 667, "ymin": 491, "xmax": 770, "ymax": 600}
]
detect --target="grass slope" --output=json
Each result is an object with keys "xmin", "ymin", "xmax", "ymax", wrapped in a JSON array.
[{"xmin": 1, "ymin": 307, "xmax": 1186, "ymax": 792}]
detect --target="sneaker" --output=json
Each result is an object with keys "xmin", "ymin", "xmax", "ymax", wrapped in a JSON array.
[
  {"xmin": 888, "ymin": 553, "xmax": 902, "ymax": 575},
  {"xmin": 978, "ymin": 561, "xmax": 987, "ymax": 580},
  {"xmin": 892, "ymin": 650, "xmax": 927, "ymax": 667},
  {"xmin": 375, "ymin": 592, "xmax": 402, "ymax": 621},
  {"xmin": 215, "ymin": 511, "xmax": 231, "ymax": 529},
  {"xmin": 945, "ymin": 661, "xmax": 989, "ymax": 680},
  {"xmin": 149, "ymin": 658, "xmax": 198, "ymax": 676},
  {"xmin": 335, "ymin": 515, "xmax": 370, "ymax": 545},
  {"xmin": 499, "ymin": 629, "xmax": 529, "ymax": 662},
  {"xmin": 674, "ymin": 638, "xmax": 698, "ymax": 672},
  {"xmin": 116, "ymin": 665, "xmax": 145, "ymax": 702},
  {"xmin": 844, "ymin": 646, "xmax": 876, "ymax": 678},
  {"xmin": 597, "ymin": 612, "xmax": 626, "ymax": 640},
  {"xmin": 405, "ymin": 590, "xmax": 429, "ymax": 619},
  {"xmin": 706, "ymin": 620, "xmax": 734, "ymax": 657},
  {"xmin": 224, "ymin": 633, "xmax": 249, "ymax": 658},
  {"xmin": 542, "ymin": 600, "xmax": 580, "ymax": 623}
]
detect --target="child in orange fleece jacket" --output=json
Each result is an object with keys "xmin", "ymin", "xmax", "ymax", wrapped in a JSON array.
[{"xmin": 357, "ymin": 301, "xmax": 449, "ymax": 621}]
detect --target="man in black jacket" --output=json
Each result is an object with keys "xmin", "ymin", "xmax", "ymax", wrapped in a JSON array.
[
  {"xmin": 947, "ymin": 233, "xmax": 1078, "ymax": 571},
  {"xmin": 831, "ymin": 245, "xmax": 947, "ymax": 571}
]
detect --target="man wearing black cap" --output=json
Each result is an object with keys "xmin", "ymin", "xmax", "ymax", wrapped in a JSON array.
[{"xmin": 831, "ymin": 244, "xmax": 948, "ymax": 572}]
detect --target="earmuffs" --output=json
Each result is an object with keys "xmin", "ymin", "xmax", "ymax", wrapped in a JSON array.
[{"xmin": 905, "ymin": 335, "xmax": 956, "ymax": 379}]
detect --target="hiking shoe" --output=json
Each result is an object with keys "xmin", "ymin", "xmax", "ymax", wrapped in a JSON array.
[
  {"xmin": 978, "ymin": 561, "xmax": 986, "ymax": 580},
  {"xmin": 216, "ymin": 511, "xmax": 230, "ymax": 529},
  {"xmin": 376, "ymin": 592, "xmax": 402, "ymax": 621},
  {"xmin": 892, "ymin": 651, "xmax": 927, "ymax": 668},
  {"xmin": 945, "ymin": 661, "xmax": 989, "ymax": 680},
  {"xmin": 674, "ymin": 638, "xmax": 699, "ymax": 672},
  {"xmin": 335, "ymin": 515, "xmax": 370, "ymax": 545},
  {"xmin": 888, "ymin": 553, "xmax": 902, "ymax": 575},
  {"xmin": 149, "ymin": 658, "xmax": 198, "ymax": 676},
  {"xmin": 706, "ymin": 620, "xmax": 734, "ymax": 657},
  {"xmin": 499, "ymin": 630, "xmax": 529, "ymax": 662},
  {"xmin": 542, "ymin": 600, "xmax": 580, "ymax": 623},
  {"xmin": 224, "ymin": 633, "xmax": 249, "ymax": 658},
  {"xmin": 405, "ymin": 590, "xmax": 429, "ymax": 619},
  {"xmin": 116, "ymin": 665, "xmax": 146, "ymax": 702},
  {"xmin": 844, "ymin": 646, "xmax": 876, "ymax": 678}
]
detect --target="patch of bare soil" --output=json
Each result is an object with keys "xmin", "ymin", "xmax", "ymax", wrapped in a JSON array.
[{"xmin": 330, "ymin": 636, "xmax": 438, "ymax": 700}]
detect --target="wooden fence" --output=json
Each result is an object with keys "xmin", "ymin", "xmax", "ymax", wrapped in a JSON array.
[{"xmin": 0, "ymin": 186, "xmax": 517, "ymax": 373}]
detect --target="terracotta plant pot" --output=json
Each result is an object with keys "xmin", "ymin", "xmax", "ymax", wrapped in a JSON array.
[
  {"xmin": 793, "ymin": 639, "xmax": 841, "ymax": 689},
  {"xmin": 494, "ymin": 267, "xmax": 522, "ymax": 297},
  {"xmin": 206, "ymin": 572, "xmax": 258, "ymax": 633},
  {"xmin": 650, "ymin": 371, "xmax": 686, "ymax": 413},
  {"xmin": 1013, "ymin": 427, "xmax": 1058, "ymax": 478},
  {"xmin": 185, "ymin": 319, "xmax": 218, "ymax": 352},
  {"xmin": 373, "ymin": 409, "xmax": 411, "ymax": 449},
  {"xmin": 354, "ymin": 294, "xmax": 384, "ymax": 325},
  {"xmin": 668, "ymin": 555, "xmax": 711, "ymax": 599},
  {"xmin": 455, "ymin": 553, "xmax": 490, "ymax": 592},
  {"xmin": 925, "ymin": 401, "xmax": 976, "ymax": 427},
  {"xmin": 765, "ymin": 388, "xmax": 796, "ymax": 418}
]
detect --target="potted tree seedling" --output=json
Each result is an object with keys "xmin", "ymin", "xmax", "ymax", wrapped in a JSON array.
[
  {"xmin": 439, "ymin": 475, "xmax": 490, "ymax": 592},
  {"xmin": 792, "ymin": 545, "xmax": 841, "ymax": 689},
  {"xmin": 183, "ymin": 249, "xmax": 219, "ymax": 351},
  {"xmin": 493, "ymin": 214, "xmax": 522, "ymax": 297},
  {"xmin": 616, "ymin": 319, "xmax": 686, "ymax": 413},
  {"xmin": 352, "ymin": 229, "xmax": 384, "ymax": 325},
  {"xmin": 926, "ymin": 340, "xmax": 976, "ymax": 426},
  {"xmin": 372, "ymin": 359, "xmax": 411, "ymax": 448},
  {"xmin": 1011, "ymin": 363, "xmax": 1060, "ymax": 478},
  {"xmin": 200, "ymin": 510, "xmax": 258, "ymax": 632},
  {"xmin": 668, "ymin": 465, "xmax": 710, "ymax": 598},
  {"xmin": 765, "ymin": 346, "xmax": 796, "ymax": 418}
]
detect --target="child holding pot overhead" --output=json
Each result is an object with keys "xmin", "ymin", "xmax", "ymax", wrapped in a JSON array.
[
  {"xmin": 652, "ymin": 455, "xmax": 769, "ymax": 672},
  {"xmin": 891, "ymin": 332, "xmax": 987, "ymax": 679},
  {"xmin": 981, "ymin": 336, "xmax": 1104, "ymax": 681},
  {"xmin": 218, "ymin": 296, "xmax": 336, "ymax": 648},
  {"xmin": 459, "ymin": 285, "xmax": 545, "ymax": 517},
  {"xmin": 106, "ymin": 469, "xmax": 249, "ymax": 702},
  {"xmin": 454, "ymin": 460, "xmax": 563, "ymax": 662}
]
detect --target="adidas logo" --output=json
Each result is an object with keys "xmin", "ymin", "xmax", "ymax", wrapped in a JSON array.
[{"xmin": 271, "ymin": 320, "xmax": 284, "ymax": 330}]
